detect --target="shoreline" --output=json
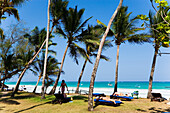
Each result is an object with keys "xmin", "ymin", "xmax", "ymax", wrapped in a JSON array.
[{"xmin": 7, "ymin": 85, "xmax": 170, "ymax": 99}]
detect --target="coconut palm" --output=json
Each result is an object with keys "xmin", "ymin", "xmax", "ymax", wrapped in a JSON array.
[
  {"xmin": 41, "ymin": 0, "xmax": 51, "ymax": 99},
  {"xmin": 50, "ymin": 0, "xmax": 68, "ymax": 33},
  {"xmin": 88, "ymin": 0, "xmax": 123, "ymax": 111},
  {"xmin": 75, "ymin": 25, "xmax": 111, "ymax": 93},
  {"xmin": 49, "ymin": 6, "xmax": 92, "ymax": 94},
  {"xmin": 147, "ymin": 8, "xmax": 169, "ymax": 98},
  {"xmin": 98, "ymin": 6, "xmax": 150, "ymax": 93},
  {"xmin": 32, "ymin": 54, "xmax": 60, "ymax": 93},
  {"xmin": 0, "ymin": 0, "xmax": 27, "ymax": 21}
]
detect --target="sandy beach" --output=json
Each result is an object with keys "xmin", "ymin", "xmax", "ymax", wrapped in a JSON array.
[{"xmin": 7, "ymin": 85, "xmax": 170, "ymax": 99}]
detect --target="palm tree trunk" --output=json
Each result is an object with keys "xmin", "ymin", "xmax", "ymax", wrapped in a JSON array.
[
  {"xmin": 88, "ymin": 0, "xmax": 123, "ymax": 111},
  {"xmin": 11, "ymin": 68, "xmax": 27, "ymax": 97},
  {"xmin": 41, "ymin": 0, "xmax": 51, "ymax": 99},
  {"xmin": 147, "ymin": 47, "xmax": 158, "ymax": 98},
  {"xmin": 75, "ymin": 59, "xmax": 88, "ymax": 93},
  {"xmin": 49, "ymin": 43, "xmax": 69, "ymax": 94},
  {"xmin": 0, "ymin": 80, "xmax": 5, "ymax": 91},
  {"xmin": 114, "ymin": 44, "xmax": 120, "ymax": 93},
  {"xmin": 33, "ymin": 73, "xmax": 42, "ymax": 93}
]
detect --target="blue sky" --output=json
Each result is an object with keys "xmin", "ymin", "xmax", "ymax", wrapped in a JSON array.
[{"xmin": 1, "ymin": 0, "xmax": 170, "ymax": 82}]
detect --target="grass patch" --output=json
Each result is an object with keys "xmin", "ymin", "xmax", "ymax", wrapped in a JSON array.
[{"xmin": 0, "ymin": 92, "xmax": 170, "ymax": 113}]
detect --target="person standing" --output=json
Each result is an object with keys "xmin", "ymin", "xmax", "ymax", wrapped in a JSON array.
[{"xmin": 60, "ymin": 80, "xmax": 68, "ymax": 95}]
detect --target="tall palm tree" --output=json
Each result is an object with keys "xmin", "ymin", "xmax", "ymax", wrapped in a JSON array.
[
  {"xmin": 49, "ymin": 6, "xmax": 92, "ymax": 94},
  {"xmin": 41, "ymin": 0, "xmax": 51, "ymax": 99},
  {"xmin": 11, "ymin": 49, "xmax": 36, "ymax": 97},
  {"xmin": 88, "ymin": 0, "xmax": 123, "ymax": 111},
  {"xmin": 75, "ymin": 25, "xmax": 111, "ymax": 93},
  {"xmin": 98, "ymin": 6, "xmax": 150, "ymax": 93},
  {"xmin": 32, "ymin": 54, "xmax": 60, "ymax": 93},
  {"xmin": 147, "ymin": 8, "xmax": 169, "ymax": 98}
]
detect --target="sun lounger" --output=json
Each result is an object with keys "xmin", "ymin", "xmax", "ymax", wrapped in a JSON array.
[
  {"xmin": 93, "ymin": 93, "xmax": 106, "ymax": 97},
  {"xmin": 110, "ymin": 95, "xmax": 133, "ymax": 101},
  {"xmin": 94, "ymin": 98, "xmax": 122, "ymax": 106},
  {"xmin": 52, "ymin": 93, "xmax": 72, "ymax": 104},
  {"xmin": 151, "ymin": 93, "xmax": 166, "ymax": 102}
]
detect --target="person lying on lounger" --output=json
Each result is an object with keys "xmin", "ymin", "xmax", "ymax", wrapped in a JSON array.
[
  {"xmin": 96, "ymin": 96, "xmax": 121, "ymax": 104},
  {"xmin": 113, "ymin": 92, "xmax": 129, "ymax": 96}
]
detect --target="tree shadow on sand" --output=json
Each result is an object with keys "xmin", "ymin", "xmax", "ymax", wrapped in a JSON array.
[
  {"xmin": 0, "ymin": 98, "xmax": 20, "ymax": 105},
  {"xmin": 136, "ymin": 107, "xmax": 170, "ymax": 113},
  {"xmin": 72, "ymin": 95, "xmax": 88, "ymax": 102},
  {"xmin": 13, "ymin": 101, "xmax": 51, "ymax": 113}
]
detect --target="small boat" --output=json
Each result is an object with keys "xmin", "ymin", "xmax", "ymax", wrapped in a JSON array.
[{"xmin": 81, "ymin": 84, "xmax": 83, "ymax": 86}]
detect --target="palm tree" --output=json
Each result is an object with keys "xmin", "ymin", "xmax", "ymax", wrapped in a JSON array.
[
  {"xmin": 11, "ymin": 50, "xmax": 36, "ymax": 97},
  {"xmin": 98, "ymin": 6, "xmax": 150, "ymax": 93},
  {"xmin": 88, "ymin": 0, "xmax": 123, "ymax": 111},
  {"xmin": 41, "ymin": 0, "xmax": 51, "ymax": 99},
  {"xmin": 49, "ymin": 6, "xmax": 92, "ymax": 94},
  {"xmin": 0, "ymin": 0, "xmax": 27, "ymax": 21},
  {"xmin": 32, "ymin": 54, "xmax": 60, "ymax": 93},
  {"xmin": 75, "ymin": 25, "xmax": 111, "ymax": 93},
  {"xmin": 50, "ymin": 0, "xmax": 68, "ymax": 33},
  {"xmin": 147, "ymin": 8, "xmax": 169, "ymax": 98}
]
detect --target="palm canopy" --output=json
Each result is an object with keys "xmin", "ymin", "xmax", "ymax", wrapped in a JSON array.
[
  {"xmin": 50, "ymin": 0, "xmax": 68, "ymax": 29},
  {"xmin": 97, "ymin": 6, "xmax": 150, "ymax": 45},
  {"xmin": 55, "ymin": 6, "xmax": 92, "ymax": 64},
  {"xmin": 0, "ymin": 0, "xmax": 27, "ymax": 21},
  {"xmin": 80, "ymin": 25, "xmax": 112, "ymax": 61},
  {"xmin": 24, "ymin": 26, "xmax": 57, "ymax": 54},
  {"xmin": 148, "ymin": 7, "xmax": 170, "ymax": 48}
]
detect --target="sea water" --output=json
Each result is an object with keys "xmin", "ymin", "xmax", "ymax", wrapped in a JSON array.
[{"xmin": 5, "ymin": 81, "xmax": 170, "ymax": 99}]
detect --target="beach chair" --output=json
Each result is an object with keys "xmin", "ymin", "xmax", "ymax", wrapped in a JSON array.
[
  {"xmin": 93, "ymin": 93, "xmax": 106, "ymax": 97},
  {"xmin": 110, "ymin": 94, "xmax": 134, "ymax": 101},
  {"xmin": 94, "ymin": 98, "xmax": 122, "ymax": 106},
  {"xmin": 52, "ymin": 93, "xmax": 72, "ymax": 104},
  {"xmin": 151, "ymin": 93, "xmax": 166, "ymax": 102},
  {"xmin": 131, "ymin": 91, "xmax": 139, "ymax": 99}
]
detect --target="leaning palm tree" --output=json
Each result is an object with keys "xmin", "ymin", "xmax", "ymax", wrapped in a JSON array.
[
  {"xmin": 49, "ymin": 6, "xmax": 92, "ymax": 94},
  {"xmin": 75, "ymin": 25, "xmax": 111, "ymax": 93},
  {"xmin": 147, "ymin": 8, "xmax": 169, "ymax": 98},
  {"xmin": 88, "ymin": 0, "xmax": 123, "ymax": 111},
  {"xmin": 98, "ymin": 6, "xmax": 150, "ymax": 93}
]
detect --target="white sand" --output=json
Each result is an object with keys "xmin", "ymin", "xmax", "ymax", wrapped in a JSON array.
[{"xmin": 7, "ymin": 85, "xmax": 170, "ymax": 99}]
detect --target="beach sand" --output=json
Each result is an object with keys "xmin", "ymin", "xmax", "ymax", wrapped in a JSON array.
[{"xmin": 7, "ymin": 85, "xmax": 170, "ymax": 99}]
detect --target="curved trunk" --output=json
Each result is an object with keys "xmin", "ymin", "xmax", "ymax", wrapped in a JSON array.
[
  {"xmin": 88, "ymin": 0, "xmax": 123, "ymax": 111},
  {"xmin": 75, "ymin": 59, "xmax": 88, "ymax": 93},
  {"xmin": 49, "ymin": 43, "xmax": 69, "ymax": 94},
  {"xmin": 41, "ymin": 0, "xmax": 51, "ymax": 99},
  {"xmin": 113, "ymin": 44, "xmax": 120, "ymax": 93},
  {"xmin": 147, "ymin": 47, "xmax": 158, "ymax": 98},
  {"xmin": 33, "ymin": 73, "xmax": 42, "ymax": 93},
  {"xmin": 0, "ymin": 80, "xmax": 5, "ymax": 91},
  {"xmin": 11, "ymin": 68, "xmax": 27, "ymax": 97}
]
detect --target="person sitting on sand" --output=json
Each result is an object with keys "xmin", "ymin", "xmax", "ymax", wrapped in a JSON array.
[{"xmin": 60, "ymin": 80, "xmax": 68, "ymax": 95}]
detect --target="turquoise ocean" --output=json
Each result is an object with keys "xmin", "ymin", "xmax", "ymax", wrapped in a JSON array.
[{"xmin": 5, "ymin": 81, "xmax": 170, "ymax": 90}]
